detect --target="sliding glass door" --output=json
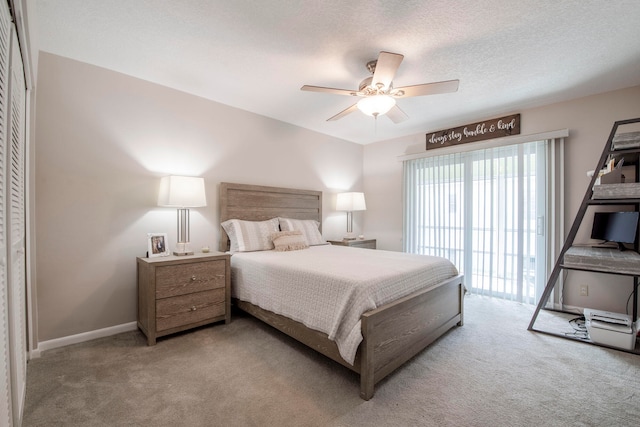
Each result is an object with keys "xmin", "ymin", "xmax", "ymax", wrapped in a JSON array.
[{"xmin": 404, "ymin": 141, "xmax": 549, "ymax": 304}]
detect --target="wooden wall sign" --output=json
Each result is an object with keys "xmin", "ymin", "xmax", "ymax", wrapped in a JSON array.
[{"xmin": 426, "ymin": 113, "xmax": 521, "ymax": 150}]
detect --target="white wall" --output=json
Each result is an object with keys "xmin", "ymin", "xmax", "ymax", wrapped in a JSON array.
[
  {"xmin": 34, "ymin": 52, "xmax": 364, "ymax": 342},
  {"xmin": 363, "ymin": 85, "xmax": 640, "ymax": 312},
  {"xmin": 34, "ymin": 49, "xmax": 640, "ymax": 340}
]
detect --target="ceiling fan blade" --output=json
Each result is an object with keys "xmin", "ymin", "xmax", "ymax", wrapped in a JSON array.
[
  {"xmin": 372, "ymin": 51, "xmax": 404, "ymax": 90},
  {"xmin": 394, "ymin": 79, "xmax": 460, "ymax": 97},
  {"xmin": 327, "ymin": 104, "xmax": 358, "ymax": 121},
  {"xmin": 301, "ymin": 85, "xmax": 356, "ymax": 96},
  {"xmin": 386, "ymin": 105, "xmax": 409, "ymax": 124}
]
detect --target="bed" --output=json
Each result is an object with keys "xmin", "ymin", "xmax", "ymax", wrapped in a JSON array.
[{"xmin": 219, "ymin": 182, "xmax": 464, "ymax": 400}]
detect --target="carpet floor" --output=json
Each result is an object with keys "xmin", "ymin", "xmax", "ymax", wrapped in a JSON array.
[{"xmin": 23, "ymin": 295, "xmax": 640, "ymax": 426}]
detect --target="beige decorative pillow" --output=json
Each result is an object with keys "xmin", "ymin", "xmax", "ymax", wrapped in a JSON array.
[
  {"xmin": 271, "ymin": 230, "xmax": 309, "ymax": 251},
  {"xmin": 221, "ymin": 218, "xmax": 279, "ymax": 252},
  {"xmin": 278, "ymin": 217, "xmax": 326, "ymax": 246}
]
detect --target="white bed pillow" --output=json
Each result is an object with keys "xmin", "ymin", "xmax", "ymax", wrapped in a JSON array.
[
  {"xmin": 278, "ymin": 217, "xmax": 326, "ymax": 246},
  {"xmin": 221, "ymin": 218, "xmax": 279, "ymax": 252}
]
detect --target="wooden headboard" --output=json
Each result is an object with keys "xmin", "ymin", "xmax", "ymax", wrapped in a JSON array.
[{"xmin": 219, "ymin": 182, "xmax": 323, "ymax": 252}]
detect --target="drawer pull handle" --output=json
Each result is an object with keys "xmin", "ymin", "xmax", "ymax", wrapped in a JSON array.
[
  {"xmin": 191, "ymin": 306, "xmax": 197, "ymax": 311},
  {"xmin": 191, "ymin": 276, "xmax": 197, "ymax": 281}
]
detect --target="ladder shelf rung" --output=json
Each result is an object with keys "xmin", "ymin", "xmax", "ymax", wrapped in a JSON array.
[{"xmin": 587, "ymin": 198, "xmax": 640, "ymax": 205}]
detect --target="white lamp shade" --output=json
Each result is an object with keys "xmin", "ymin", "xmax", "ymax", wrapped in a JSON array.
[
  {"xmin": 336, "ymin": 192, "xmax": 366, "ymax": 211},
  {"xmin": 357, "ymin": 95, "xmax": 396, "ymax": 116},
  {"xmin": 158, "ymin": 176, "xmax": 207, "ymax": 207}
]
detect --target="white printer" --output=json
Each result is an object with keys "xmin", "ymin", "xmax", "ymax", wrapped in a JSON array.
[{"xmin": 584, "ymin": 308, "xmax": 637, "ymax": 350}]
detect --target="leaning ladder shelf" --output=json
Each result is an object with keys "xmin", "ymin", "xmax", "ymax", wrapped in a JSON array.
[{"xmin": 528, "ymin": 117, "xmax": 640, "ymax": 354}]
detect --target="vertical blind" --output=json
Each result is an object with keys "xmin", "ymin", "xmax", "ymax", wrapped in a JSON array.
[{"xmin": 404, "ymin": 140, "xmax": 550, "ymax": 304}]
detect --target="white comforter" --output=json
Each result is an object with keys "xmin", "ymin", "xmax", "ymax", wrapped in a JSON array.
[{"xmin": 230, "ymin": 244, "xmax": 459, "ymax": 365}]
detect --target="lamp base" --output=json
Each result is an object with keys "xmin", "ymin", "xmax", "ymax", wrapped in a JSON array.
[
  {"xmin": 173, "ymin": 250, "xmax": 194, "ymax": 256},
  {"xmin": 343, "ymin": 232, "xmax": 357, "ymax": 240},
  {"xmin": 174, "ymin": 242, "xmax": 193, "ymax": 256}
]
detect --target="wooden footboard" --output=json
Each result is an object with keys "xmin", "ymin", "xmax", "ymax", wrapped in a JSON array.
[
  {"xmin": 234, "ymin": 273, "xmax": 464, "ymax": 400},
  {"xmin": 360, "ymin": 273, "xmax": 464, "ymax": 399}
]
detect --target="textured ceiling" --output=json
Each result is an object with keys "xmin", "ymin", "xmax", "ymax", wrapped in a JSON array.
[{"xmin": 34, "ymin": 0, "xmax": 640, "ymax": 144}]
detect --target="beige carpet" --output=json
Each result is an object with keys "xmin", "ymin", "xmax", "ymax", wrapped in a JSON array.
[{"xmin": 23, "ymin": 295, "xmax": 640, "ymax": 426}]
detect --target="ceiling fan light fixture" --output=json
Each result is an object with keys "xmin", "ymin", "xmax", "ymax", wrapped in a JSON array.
[{"xmin": 357, "ymin": 95, "xmax": 396, "ymax": 117}]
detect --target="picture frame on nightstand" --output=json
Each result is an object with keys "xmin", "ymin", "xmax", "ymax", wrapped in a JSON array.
[{"xmin": 147, "ymin": 233, "xmax": 170, "ymax": 258}]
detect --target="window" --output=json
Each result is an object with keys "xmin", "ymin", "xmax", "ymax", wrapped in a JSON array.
[{"xmin": 403, "ymin": 139, "xmax": 560, "ymax": 304}]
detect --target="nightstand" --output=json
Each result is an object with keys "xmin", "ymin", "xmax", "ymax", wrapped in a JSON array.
[
  {"xmin": 137, "ymin": 252, "xmax": 231, "ymax": 345},
  {"xmin": 328, "ymin": 239, "xmax": 376, "ymax": 249}
]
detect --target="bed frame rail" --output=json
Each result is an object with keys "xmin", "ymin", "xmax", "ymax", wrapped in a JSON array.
[
  {"xmin": 235, "ymin": 273, "xmax": 464, "ymax": 400},
  {"xmin": 234, "ymin": 299, "xmax": 360, "ymax": 373}
]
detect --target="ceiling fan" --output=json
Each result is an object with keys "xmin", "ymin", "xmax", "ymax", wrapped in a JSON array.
[{"xmin": 301, "ymin": 51, "xmax": 459, "ymax": 123}]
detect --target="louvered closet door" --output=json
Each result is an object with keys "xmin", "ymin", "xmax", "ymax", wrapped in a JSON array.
[
  {"xmin": 0, "ymin": 1, "xmax": 12, "ymax": 425},
  {"xmin": 6, "ymin": 26, "xmax": 26, "ymax": 425}
]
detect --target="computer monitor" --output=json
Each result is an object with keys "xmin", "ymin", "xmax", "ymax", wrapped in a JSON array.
[{"xmin": 590, "ymin": 211, "xmax": 639, "ymax": 251}]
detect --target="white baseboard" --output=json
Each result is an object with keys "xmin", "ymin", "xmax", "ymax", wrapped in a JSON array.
[
  {"xmin": 561, "ymin": 304, "xmax": 585, "ymax": 315},
  {"xmin": 547, "ymin": 302, "xmax": 582, "ymax": 313},
  {"xmin": 30, "ymin": 322, "xmax": 138, "ymax": 358}
]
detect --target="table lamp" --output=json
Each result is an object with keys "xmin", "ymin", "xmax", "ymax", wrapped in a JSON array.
[
  {"xmin": 336, "ymin": 192, "xmax": 366, "ymax": 240},
  {"xmin": 158, "ymin": 175, "xmax": 207, "ymax": 255}
]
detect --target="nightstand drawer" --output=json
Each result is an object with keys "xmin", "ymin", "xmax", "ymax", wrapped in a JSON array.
[
  {"xmin": 328, "ymin": 239, "xmax": 376, "ymax": 249},
  {"xmin": 349, "ymin": 240, "xmax": 376, "ymax": 249},
  {"xmin": 156, "ymin": 260, "xmax": 226, "ymax": 298},
  {"xmin": 156, "ymin": 289, "xmax": 226, "ymax": 332}
]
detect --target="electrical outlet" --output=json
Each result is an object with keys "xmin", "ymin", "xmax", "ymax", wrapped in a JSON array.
[{"xmin": 580, "ymin": 285, "xmax": 589, "ymax": 296}]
